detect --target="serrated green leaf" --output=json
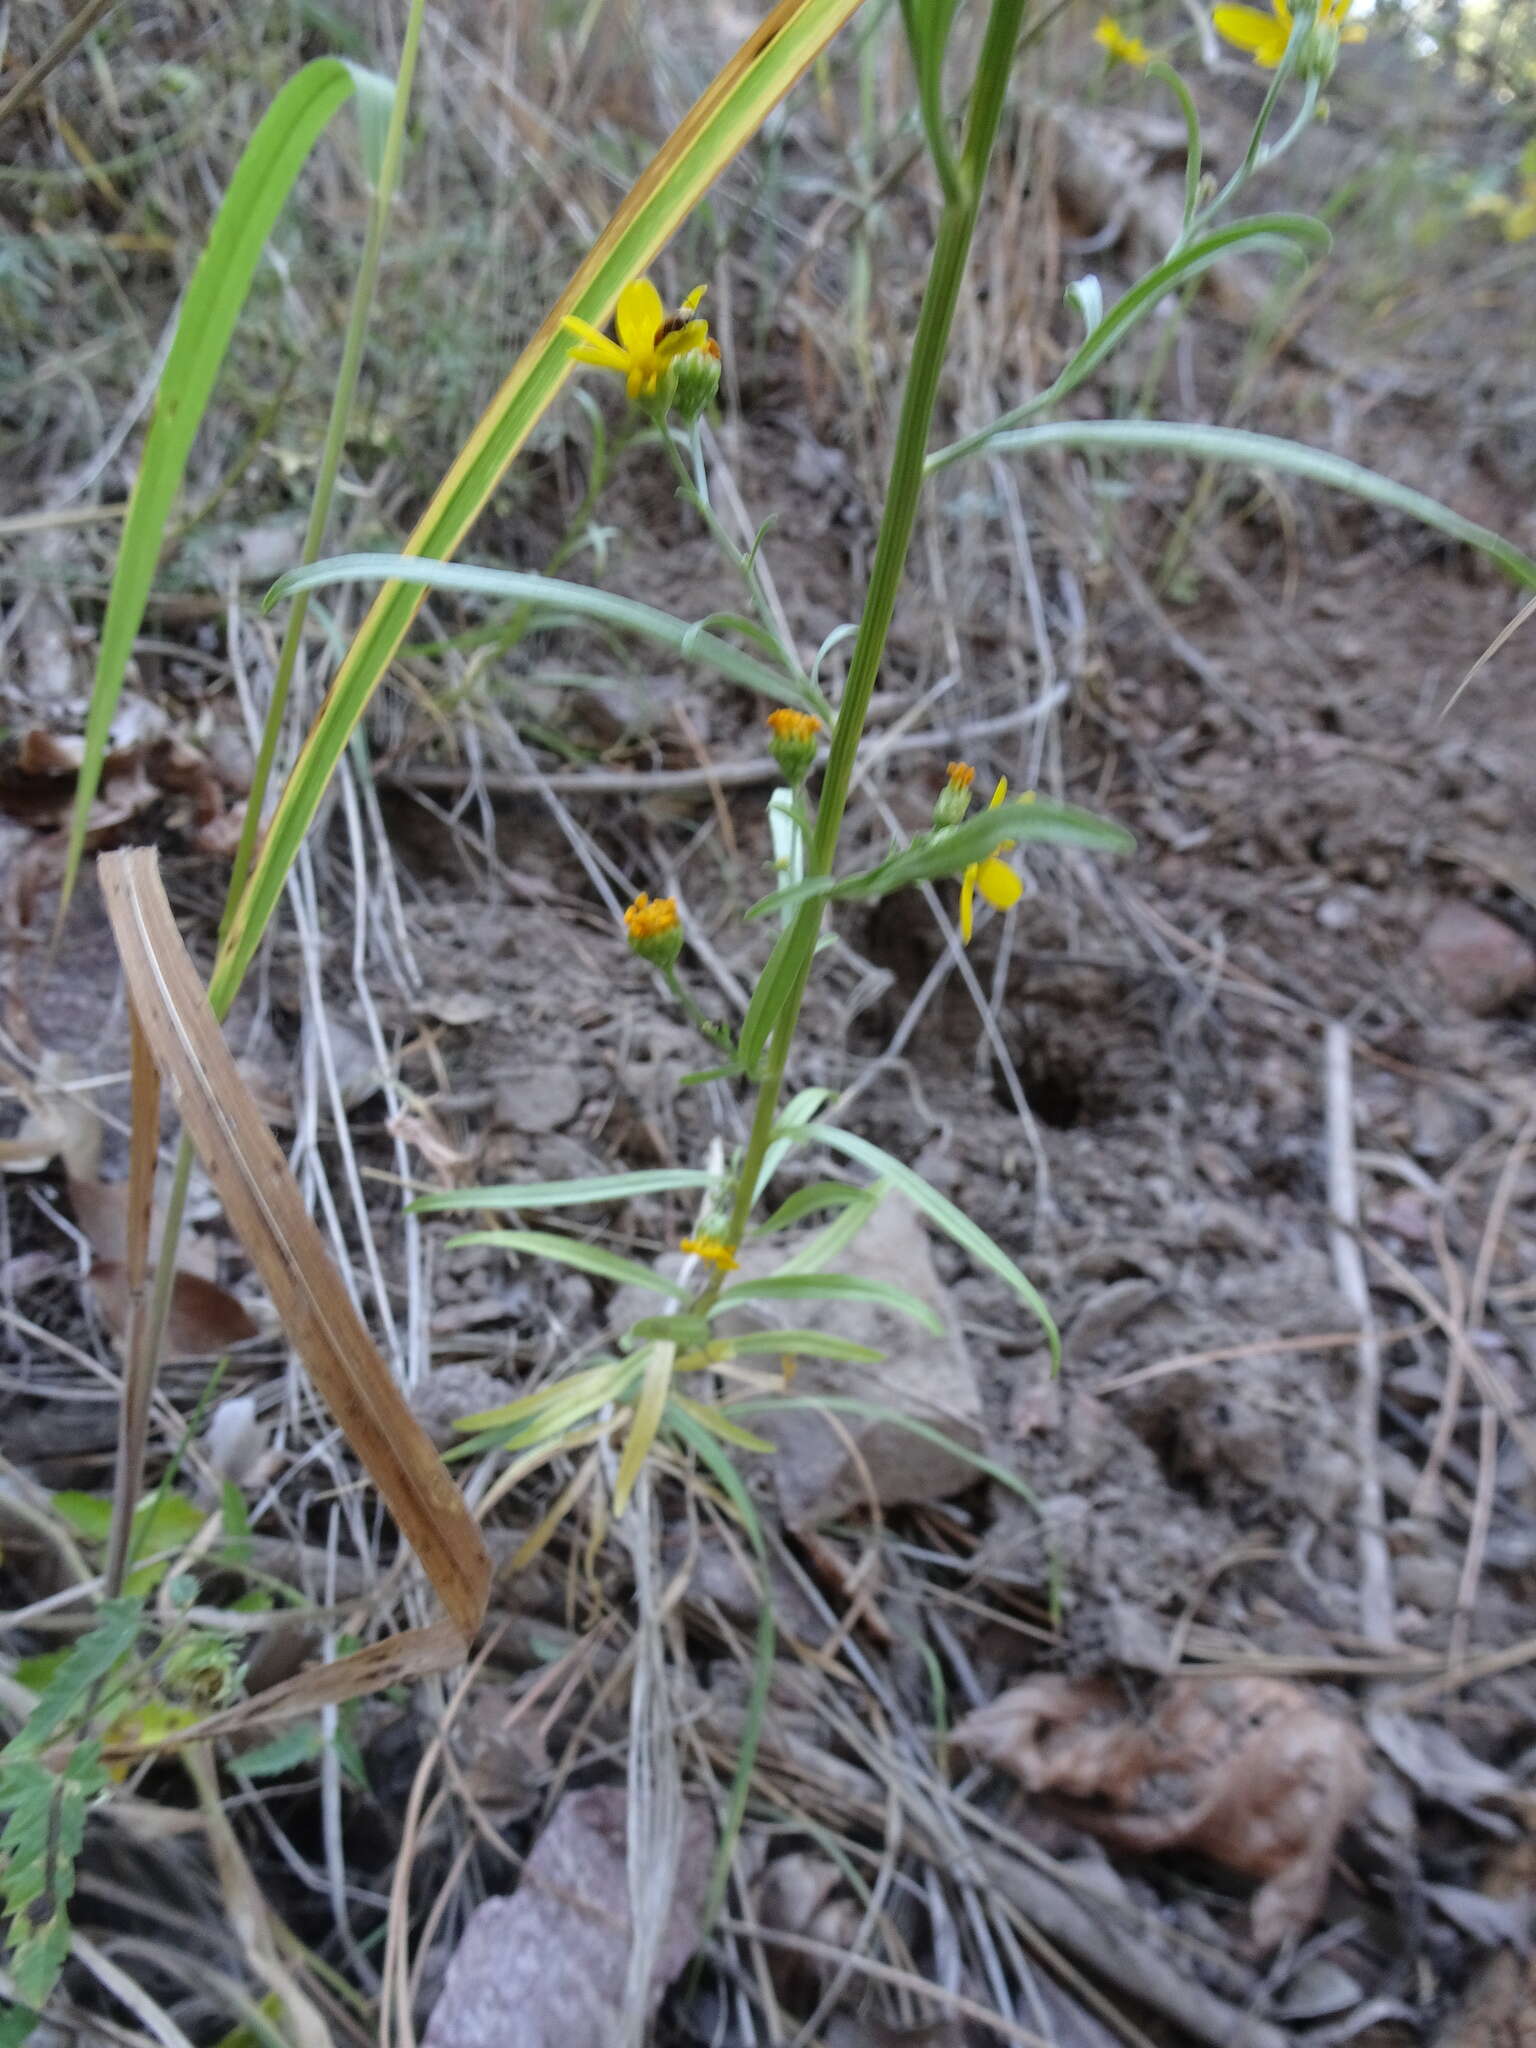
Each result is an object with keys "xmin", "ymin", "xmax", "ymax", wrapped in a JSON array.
[
  {"xmin": 445, "ymin": 1229, "xmax": 686, "ymax": 1298},
  {"xmin": 709, "ymin": 1271, "xmax": 943, "ymax": 1335},
  {"xmin": 7, "ymin": 1601, "xmax": 142, "ymax": 1756},
  {"xmin": 412, "ymin": 1167, "xmax": 717, "ymax": 1215},
  {"xmin": 798, "ymin": 1123, "xmax": 1060, "ymax": 1367}
]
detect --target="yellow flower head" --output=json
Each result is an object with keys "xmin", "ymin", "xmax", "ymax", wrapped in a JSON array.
[
  {"xmin": 767, "ymin": 709, "xmax": 823, "ymax": 745},
  {"xmin": 946, "ymin": 761, "xmax": 976, "ymax": 792},
  {"xmin": 933, "ymin": 759, "xmax": 976, "ymax": 830},
  {"xmin": 959, "ymin": 778, "xmax": 1032, "ymax": 946},
  {"xmin": 563, "ymin": 279, "xmax": 711, "ymax": 402},
  {"xmin": 1213, "ymin": 0, "xmax": 1363, "ymax": 71},
  {"xmin": 1094, "ymin": 16, "xmax": 1151, "ymax": 65},
  {"xmin": 624, "ymin": 891, "xmax": 684, "ymax": 968},
  {"xmin": 680, "ymin": 1233, "xmax": 739, "ymax": 1273}
]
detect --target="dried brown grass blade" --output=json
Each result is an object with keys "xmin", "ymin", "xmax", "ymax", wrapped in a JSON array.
[
  {"xmin": 104, "ymin": 1002, "xmax": 161, "ymax": 1598},
  {"xmin": 98, "ymin": 847, "xmax": 490, "ymax": 1641}
]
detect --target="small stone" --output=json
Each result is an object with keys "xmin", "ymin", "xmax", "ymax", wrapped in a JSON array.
[
  {"xmin": 409, "ymin": 1364, "xmax": 509, "ymax": 1449},
  {"xmin": 1421, "ymin": 901, "xmax": 1536, "ymax": 1016},
  {"xmin": 493, "ymin": 1065, "xmax": 582, "ymax": 1134},
  {"xmin": 718, "ymin": 1197, "xmax": 985, "ymax": 1528}
]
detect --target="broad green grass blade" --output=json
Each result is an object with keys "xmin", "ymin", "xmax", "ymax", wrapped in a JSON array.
[
  {"xmin": 710, "ymin": 1271, "xmax": 943, "ymax": 1335},
  {"xmin": 60, "ymin": 59, "xmax": 392, "ymax": 921},
  {"xmin": 799, "ymin": 1123, "xmax": 1061, "ymax": 1366},
  {"xmin": 268, "ymin": 555, "xmax": 821, "ymax": 707},
  {"xmin": 411, "ymin": 1167, "xmax": 717, "ymax": 1215},
  {"xmin": 213, "ymin": 0, "xmax": 870, "ymax": 1012},
  {"xmin": 937, "ymin": 421, "xmax": 1536, "ymax": 588},
  {"xmin": 446, "ymin": 1229, "xmax": 687, "ymax": 1298}
]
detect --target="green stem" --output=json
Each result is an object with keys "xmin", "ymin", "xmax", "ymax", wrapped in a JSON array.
[{"xmin": 714, "ymin": 0, "xmax": 1028, "ymax": 1261}]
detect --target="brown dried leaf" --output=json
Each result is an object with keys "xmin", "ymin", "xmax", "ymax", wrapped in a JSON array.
[
  {"xmin": 0, "ymin": 1053, "xmax": 102, "ymax": 1179},
  {"xmin": 87, "ymin": 1262, "xmax": 259, "ymax": 1361},
  {"xmin": 954, "ymin": 1675, "xmax": 1370, "ymax": 1949},
  {"xmin": 99, "ymin": 847, "xmax": 490, "ymax": 1643}
]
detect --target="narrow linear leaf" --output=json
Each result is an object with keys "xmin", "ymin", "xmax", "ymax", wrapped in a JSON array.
[
  {"xmin": 726, "ymin": 1394, "xmax": 1042, "ymax": 1510},
  {"xmin": 446, "ymin": 1228, "xmax": 687, "ymax": 1298},
  {"xmin": 739, "ymin": 916, "xmax": 817, "ymax": 1076},
  {"xmin": 939, "ymin": 421, "xmax": 1536, "ymax": 590},
  {"xmin": 456, "ymin": 1361, "xmax": 630, "ymax": 1435},
  {"xmin": 613, "ymin": 1342, "xmax": 675, "ymax": 1516},
  {"xmin": 411, "ymin": 1167, "xmax": 717, "ymax": 1215},
  {"xmin": 752, "ymin": 1180, "xmax": 865, "ymax": 1234},
  {"xmin": 98, "ymin": 849, "xmax": 490, "ymax": 1644},
  {"xmin": 799, "ymin": 1123, "xmax": 1061, "ymax": 1367},
  {"xmin": 212, "ymin": 0, "xmax": 870, "ymax": 1012},
  {"xmin": 268, "ymin": 556, "xmax": 816, "ymax": 707},
  {"xmin": 721, "ymin": 1328, "xmax": 884, "ymax": 1363},
  {"xmin": 928, "ymin": 212, "xmax": 1333, "ymax": 475},
  {"xmin": 709, "ymin": 1271, "xmax": 943, "ymax": 1335},
  {"xmin": 668, "ymin": 1394, "xmax": 777, "ymax": 1454},
  {"xmin": 60, "ymin": 59, "xmax": 392, "ymax": 920}
]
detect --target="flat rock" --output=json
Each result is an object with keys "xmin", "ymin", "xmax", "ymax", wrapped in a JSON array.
[
  {"xmin": 424, "ymin": 1785, "xmax": 712, "ymax": 2048},
  {"xmin": 493, "ymin": 1064, "xmax": 582, "ymax": 1134},
  {"xmin": 720, "ymin": 1196, "xmax": 986, "ymax": 1528},
  {"xmin": 1421, "ymin": 901, "xmax": 1536, "ymax": 1016}
]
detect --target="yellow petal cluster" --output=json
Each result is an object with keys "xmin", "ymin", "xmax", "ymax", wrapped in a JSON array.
[
  {"xmin": 680, "ymin": 1234, "xmax": 739, "ymax": 1273},
  {"xmin": 1213, "ymin": 0, "xmax": 1364, "ymax": 70},
  {"xmin": 1093, "ymin": 16, "xmax": 1151, "ymax": 66},
  {"xmin": 563, "ymin": 278, "xmax": 711, "ymax": 402}
]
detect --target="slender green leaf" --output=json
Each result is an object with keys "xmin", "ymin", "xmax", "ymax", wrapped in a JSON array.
[
  {"xmin": 927, "ymin": 213, "xmax": 1332, "ymax": 476},
  {"xmin": 709, "ymin": 1271, "xmax": 943, "ymax": 1335},
  {"xmin": 411, "ymin": 1167, "xmax": 717, "ymax": 1215},
  {"xmin": 937, "ymin": 420, "xmax": 1536, "ymax": 589},
  {"xmin": 268, "ymin": 556, "xmax": 820, "ymax": 708},
  {"xmin": 752, "ymin": 1180, "xmax": 865, "ymax": 1234},
  {"xmin": 627, "ymin": 1314, "xmax": 712, "ymax": 1348},
  {"xmin": 446, "ymin": 1229, "xmax": 687, "ymax": 1298},
  {"xmin": 738, "ymin": 916, "xmax": 817, "ymax": 1076},
  {"xmin": 799, "ymin": 1123, "xmax": 1060, "ymax": 1366},
  {"xmin": 60, "ymin": 59, "xmax": 393, "ymax": 919},
  {"xmin": 668, "ymin": 1394, "xmax": 777, "ymax": 1454},
  {"xmin": 726, "ymin": 1394, "xmax": 1042, "ymax": 1509},
  {"xmin": 752, "ymin": 1085, "xmax": 836, "ymax": 1201},
  {"xmin": 721, "ymin": 1328, "xmax": 884, "ymax": 1363},
  {"xmin": 613, "ymin": 1341, "xmax": 675, "ymax": 1515}
]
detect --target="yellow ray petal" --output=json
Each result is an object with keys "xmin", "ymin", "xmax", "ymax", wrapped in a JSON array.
[
  {"xmin": 989, "ymin": 775, "xmax": 1009, "ymax": 808},
  {"xmin": 657, "ymin": 317, "xmax": 709, "ymax": 362},
  {"xmin": 562, "ymin": 313, "xmax": 620, "ymax": 351},
  {"xmin": 959, "ymin": 868, "xmax": 977, "ymax": 944},
  {"xmin": 1212, "ymin": 3, "xmax": 1289, "ymax": 64},
  {"xmin": 617, "ymin": 276, "xmax": 665, "ymax": 355},
  {"xmin": 569, "ymin": 343, "xmax": 629, "ymax": 370},
  {"xmin": 682, "ymin": 284, "xmax": 708, "ymax": 312},
  {"xmin": 977, "ymin": 857, "xmax": 1023, "ymax": 913}
]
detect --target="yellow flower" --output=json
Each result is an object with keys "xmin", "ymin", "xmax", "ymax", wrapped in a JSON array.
[
  {"xmin": 563, "ymin": 278, "xmax": 711, "ymax": 402},
  {"xmin": 766, "ymin": 709, "xmax": 822, "ymax": 745},
  {"xmin": 623, "ymin": 891, "xmax": 683, "ymax": 968},
  {"xmin": 1093, "ymin": 16, "xmax": 1151, "ymax": 65},
  {"xmin": 1213, "ymin": 0, "xmax": 1363, "ymax": 69},
  {"xmin": 681, "ymin": 1233, "xmax": 739, "ymax": 1273},
  {"xmin": 959, "ymin": 778, "xmax": 1030, "ymax": 945}
]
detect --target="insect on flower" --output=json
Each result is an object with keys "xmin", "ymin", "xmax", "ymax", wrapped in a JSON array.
[
  {"xmin": 563, "ymin": 278, "xmax": 713, "ymax": 402},
  {"xmin": 1212, "ymin": 0, "xmax": 1363, "ymax": 71}
]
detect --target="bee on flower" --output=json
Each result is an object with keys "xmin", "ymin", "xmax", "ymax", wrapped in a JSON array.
[{"xmin": 563, "ymin": 278, "xmax": 715, "ymax": 409}]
